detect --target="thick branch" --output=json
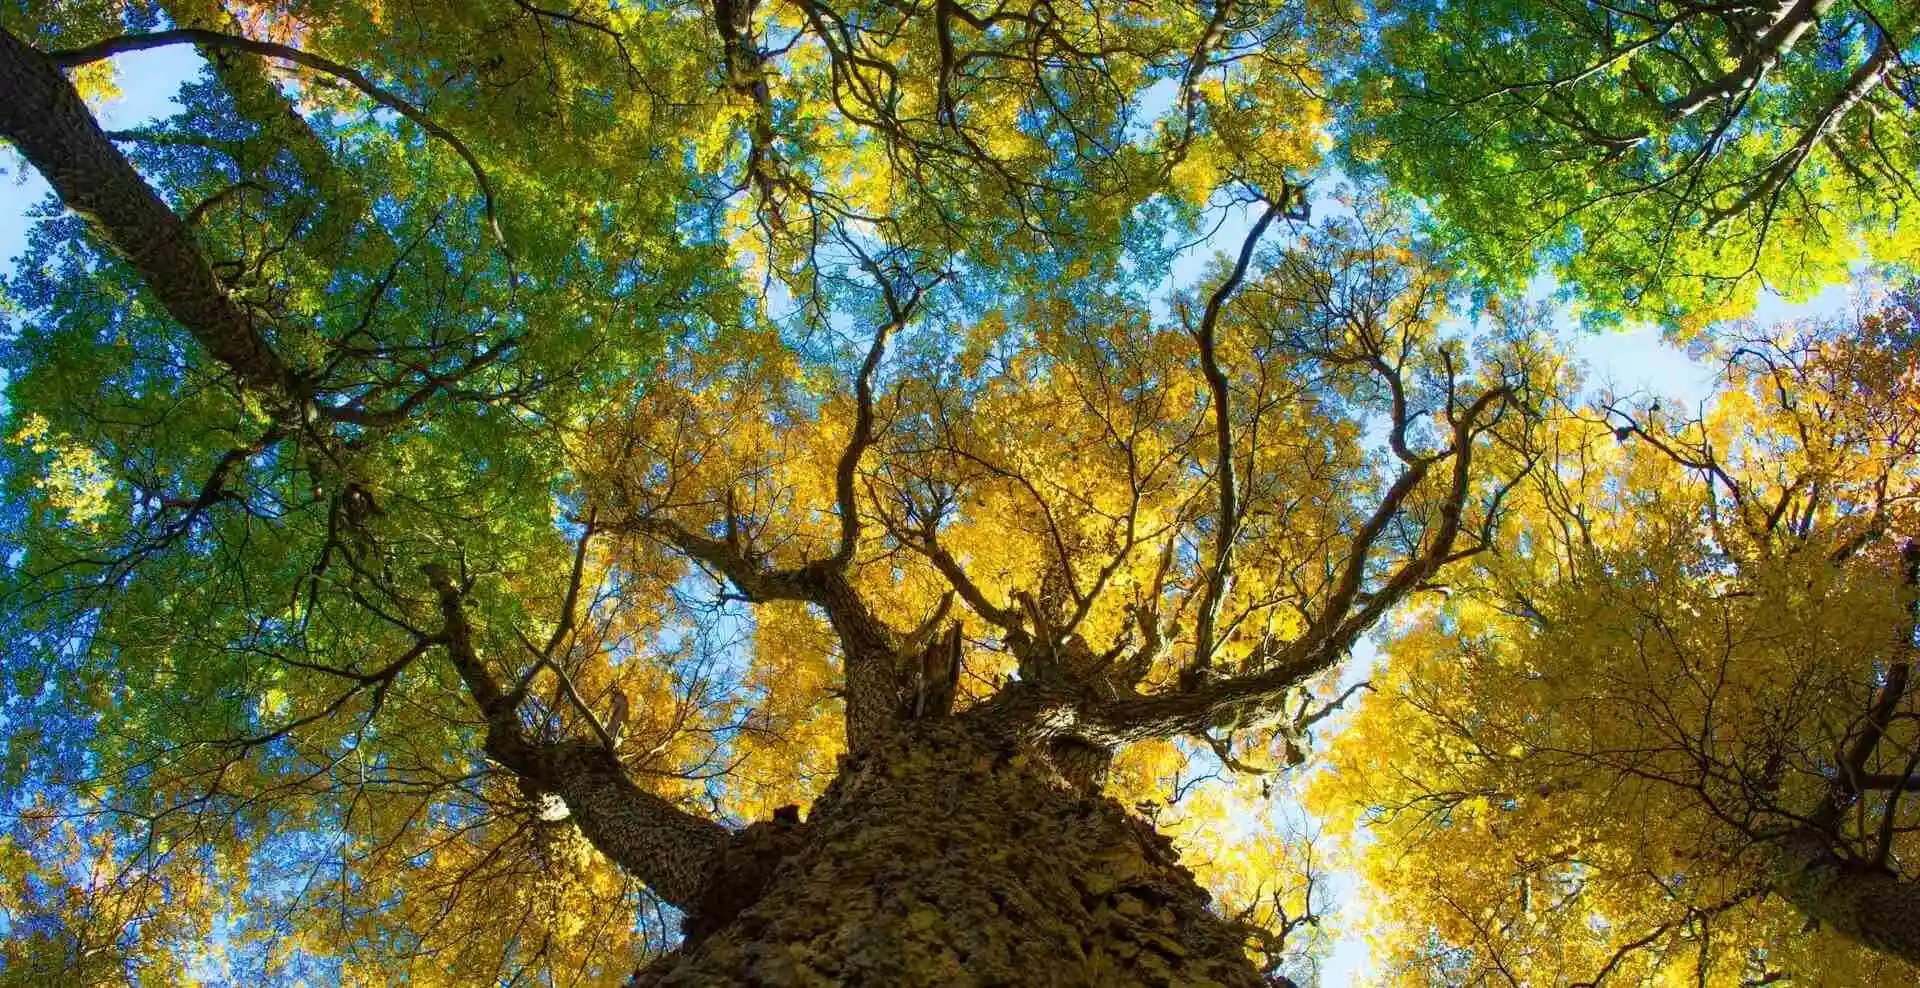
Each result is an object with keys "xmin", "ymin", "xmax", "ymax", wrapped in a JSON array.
[
  {"xmin": 48, "ymin": 28, "xmax": 507, "ymax": 253},
  {"xmin": 630, "ymin": 514, "xmax": 908, "ymax": 749},
  {"xmin": 1664, "ymin": 0, "xmax": 1835, "ymax": 120},
  {"xmin": 1768, "ymin": 826, "xmax": 1920, "ymax": 965},
  {"xmin": 1705, "ymin": 33, "xmax": 1896, "ymax": 227},
  {"xmin": 1759, "ymin": 544, "xmax": 1920, "ymax": 961},
  {"xmin": 830, "ymin": 318, "xmax": 897, "ymax": 567},
  {"xmin": 492, "ymin": 736, "xmax": 729, "ymax": 908},
  {"xmin": 1154, "ymin": 0, "xmax": 1238, "ymax": 159},
  {"xmin": 1304, "ymin": 386, "xmax": 1511, "ymax": 664},
  {"xmin": 1855, "ymin": 772, "xmax": 1920, "ymax": 791},
  {"xmin": 1818, "ymin": 541, "xmax": 1918, "ymax": 829},
  {"xmin": 710, "ymin": 0, "xmax": 784, "ymax": 223},
  {"xmin": 912, "ymin": 533, "xmax": 1024, "ymax": 631},
  {"xmin": 420, "ymin": 563, "xmax": 727, "ymax": 908},
  {"xmin": 1191, "ymin": 202, "xmax": 1281, "ymax": 671},
  {"xmin": 629, "ymin": 517, "xmax": 816, "ymax": 603}
]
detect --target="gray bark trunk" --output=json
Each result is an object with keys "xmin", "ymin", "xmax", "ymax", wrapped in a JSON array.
[
  {"xmin": 638, "ymin": 721, "xmax": 1265, "ymax": 987},
  {"xmin": 494, "ymin": 736, "xmax": 729, "ymax": 909}
]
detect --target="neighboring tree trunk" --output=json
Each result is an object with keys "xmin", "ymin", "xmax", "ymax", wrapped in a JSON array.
[
  {"xmin": 639, "ymin": 719, "xmax": 1265, "ymax": 987},
  {"xmin": 0, "ymin": 25, "xmax": 302, "ymax": 400}
]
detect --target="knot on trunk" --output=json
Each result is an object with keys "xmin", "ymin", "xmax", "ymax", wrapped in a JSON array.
[{"xmin": 680, "ymin": 805, "xmax": 809, "ymax": 946}]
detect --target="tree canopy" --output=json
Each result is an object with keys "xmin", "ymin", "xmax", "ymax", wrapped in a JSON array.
[
  {"xmin": 1315, "ymin": 296, "xmax": 1920, "ymax": 983},
  {"xmin": 1, "ymin": 0, "xmax": 1917, "ymax": 985},
  {"xmin": 1348, "ymin": 0, "xmax": 1920, "ymax": 328}
]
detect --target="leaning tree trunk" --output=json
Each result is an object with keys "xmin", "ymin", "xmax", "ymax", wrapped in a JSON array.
[{"xmin": 636, "ymin": 719, "xmax": 1266, "ymax": 987}]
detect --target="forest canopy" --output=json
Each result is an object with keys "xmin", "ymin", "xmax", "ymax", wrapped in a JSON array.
[{"xmin": 1, "ymin": 1, "xmax": 1917, "ymax": 986}]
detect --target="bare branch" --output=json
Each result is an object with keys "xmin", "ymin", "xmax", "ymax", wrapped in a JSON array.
[{"xmin": 1191, "ymin": 202, "xmax": 1283, "ymax": 671}]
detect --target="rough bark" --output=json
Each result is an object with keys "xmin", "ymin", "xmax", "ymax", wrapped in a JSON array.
[
  {"xmin": 421, "ymin": 564, "xmax": 729, "ymax": 909},
  {"xmin": 1756, "ymin": 544, "xmax": 1920, "ymax": 963},
  {"xmin": 638, "ymin": 720, "xmax": 1266, "ymax": 987},
  {"xmin": 492, "ymin": 736, "xmax": 730, "ymax": 909},
  {"xmin": 0, "ymin": 25, "xmax": 302, "ymax": 399},
  {"xmin": 1769, "ymin": 827, "xmax": 1920, "ymax": 965}
]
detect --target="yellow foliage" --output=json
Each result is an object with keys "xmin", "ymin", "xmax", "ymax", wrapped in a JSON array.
[
  {"xmin": 69, "ymin": 60, "xmax": 120, "ymax": 106},
  {"xmin": 11, "ymin": 413, "xmax": 116, "ymax": 528},
  {"xmin": 1316, "ymin": 305, "xmax": 1920, "ymax": 984}
]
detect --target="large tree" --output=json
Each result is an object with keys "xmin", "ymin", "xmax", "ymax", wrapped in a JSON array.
[
  {"xmin": 9, "ymin": 1, "xmax": 1916, "ymax": 985},
  {"xmin": 0, "ymin": 1, "xmax": 1552, "ymax": 984},
  {"xmin": 1315, "ymin": 295, "xmax": 1920, "ymax": 984}
]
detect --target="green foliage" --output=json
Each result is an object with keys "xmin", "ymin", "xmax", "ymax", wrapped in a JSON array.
[{"xmin": 1346, "ymin": 0, "xmax": 1920, "ymax": 329}]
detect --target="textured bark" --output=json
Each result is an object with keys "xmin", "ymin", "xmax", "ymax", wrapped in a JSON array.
[
  {"xmin": 1762, "ymin": 546, "xmax": 1920, "ymax": 963},
  {"xmin": 492, "ymin": 736, "xmax": 729, "ymax": 909},
  {"xmin": 1770, "ymin": 828, "xmax": 1920, "ymax": 965},
  {"xmin": 638, "ymin": 721, "xmax": 1265, "ymax": 987},
  {"xmin": 802, "ymin": 566, "xmax": 911, "ymax": 752},
  {"xmin": 1664, "ymin": 0, "xmax": 1835, "ymax": 119},
  {"xmin": 0, "ymin": 25, "xmax": 302, "ymax": 399},
  {"xmin": 420, "ymin": 564, "xmax": 729, "ymax": 909}
]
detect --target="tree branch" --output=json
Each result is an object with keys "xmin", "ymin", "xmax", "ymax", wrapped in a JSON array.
[
  {"xmin": 830, "ymin": 316, "xmax": 898, "ymax": 567},
  {"xmin": 1191, "ymin": 202, "xmax": 1282, "ymax": 672},
  {"xmin": 627, "ymin": 516, "xmax": 816, "ymax": 603},
  {"xmin": 420, "ymin": 562, "xmax": 728, "ymax": 908},
  {"xmin": 1664, "ymin": 0, "xmax": 1835, "ymax": 120},
  {"xmin": 968, "ymin": 383, "xmax": 1515, "ymax": 744},
  {"xmin": 628, "ymin": 512, "xmax": 910, "ymax": 750},
  {"xmin": 47, "ymin": 28, "xmax": 509, "ymax": 255}
]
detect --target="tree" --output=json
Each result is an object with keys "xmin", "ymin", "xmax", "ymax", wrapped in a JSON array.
[
  {"xmin": 1345, "ymin": 0, "xmax": 1920, "ymax": 329},
  {"xmin": 0, "ymin": 0, "xmax": 1553, "ymax": 983},
  {"xmin": 1314, "ymin": 293, "xmax": 1920, "ymax": 984}
]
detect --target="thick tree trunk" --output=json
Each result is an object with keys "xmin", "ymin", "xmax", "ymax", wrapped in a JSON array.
[
  {"xmin": 1770, "ymin": 827, "xmax": 1920, "ymax": 965},
  {"xmin": 638, "ymin": 720, "xmax": 1265, "ymax": 987}
]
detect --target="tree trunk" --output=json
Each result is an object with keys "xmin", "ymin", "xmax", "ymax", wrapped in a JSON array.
[
  {"xmin": 1770, "ymin": 827, "xmax": 1920, "ymax": 965},
  {"xmin": 0, "ymin": 25, "xmax": 302, "ymax": 400},
  {"xmin": 637, "ymin": 720, "xmax": 1266, "ymax": 987}
]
